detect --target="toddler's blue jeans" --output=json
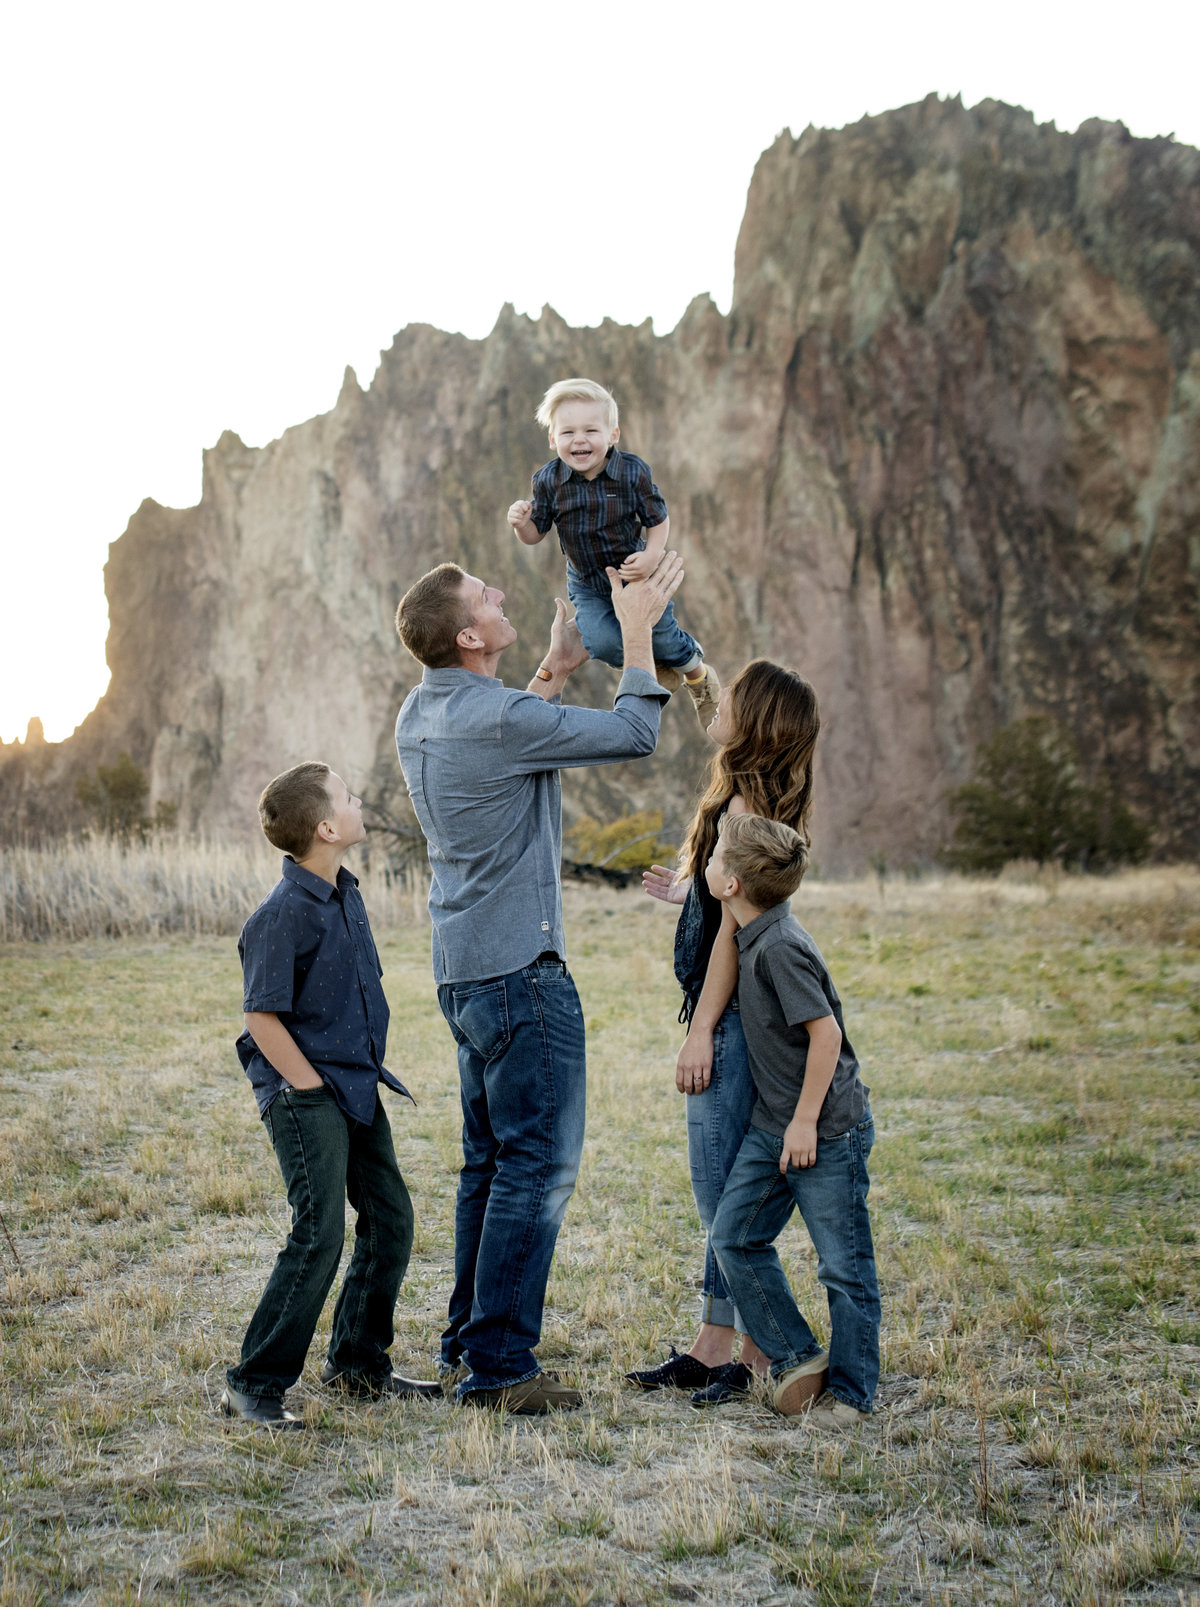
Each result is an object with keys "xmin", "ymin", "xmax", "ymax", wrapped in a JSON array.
[
  {"xmin": 711, "ymin": 1116, "xmax": 880, "ymax": 1412},
  {"xmin": 566, "ymin": 567, "xmax": 702, "ymax": 672}
]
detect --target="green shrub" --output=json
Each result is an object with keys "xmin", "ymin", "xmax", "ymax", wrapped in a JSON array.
[
  {"xmin": 944, "ymin": 718, "xmax": 1149, "ymax": 874},
  {"xmin": 75, "ymin": 753, "xmax": 177, "ymax": 842},
  {"xmin": 565, "ymin": 810, "xmax": 677, "ymax": 872}
]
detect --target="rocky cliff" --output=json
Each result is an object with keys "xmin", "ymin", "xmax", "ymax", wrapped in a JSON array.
[{"xmin": 4, "ymin": 95, "xmax": 1198, "ymax": 869}]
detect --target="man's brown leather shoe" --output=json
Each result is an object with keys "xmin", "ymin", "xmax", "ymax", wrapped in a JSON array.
[{"xmin": 463, "ymin": 1374, "xmax": 582, "ymax": 1414}]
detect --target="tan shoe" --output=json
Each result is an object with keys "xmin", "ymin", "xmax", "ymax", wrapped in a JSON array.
[
  {"xmin": 464, "ymin": 1373, "xmax": 582, "ymax": 1414},
  {"xmin": 772, "ymin": 1350, "xmax": 829, "ymax": 1416},
  {"xmin": 805, "ymin": 1390, "xmax": 871, "ymax": 1430},
  {"xmin": 683, "ymin": 663, "xmax": 720, "ymax": 729},
  {"xmin": 655, "ymin": 664, "xmax": 682, "ymax": 693}
]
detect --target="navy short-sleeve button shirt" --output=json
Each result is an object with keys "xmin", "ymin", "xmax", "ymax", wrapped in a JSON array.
[{"xmin": 236, "ymin": 857, "xmax": 411, "ymax": 1122}]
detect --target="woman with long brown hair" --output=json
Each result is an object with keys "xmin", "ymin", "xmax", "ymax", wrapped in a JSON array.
[{"xmin": 627, "ymin": 659, "xmax": 822, "ymax": 1404}]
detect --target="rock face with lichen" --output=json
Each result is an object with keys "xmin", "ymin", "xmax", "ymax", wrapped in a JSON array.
[{"xmin": 3, "ymin": 95, "xmax": 1197, "ymax": 869}]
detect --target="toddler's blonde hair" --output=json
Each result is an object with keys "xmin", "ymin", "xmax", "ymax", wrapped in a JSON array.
[{"xmin": 535, "ymin": 377, "xmax": 619, "ymax": 435}]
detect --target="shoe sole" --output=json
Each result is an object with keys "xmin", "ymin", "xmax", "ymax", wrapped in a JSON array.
[{"xmin": 774, "ymin": 1366, "xmax": 828, "ymax": 1416}]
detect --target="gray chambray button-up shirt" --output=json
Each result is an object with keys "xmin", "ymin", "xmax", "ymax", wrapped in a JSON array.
[{"xmin": 396, "ymin": 665, "xmax": 667, "ymax": 983}]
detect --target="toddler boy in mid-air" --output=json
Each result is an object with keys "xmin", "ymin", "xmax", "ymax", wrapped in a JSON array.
[
  {"xmin": 221, "ymin": 761, "xmax": 441, "ymax": 1429},
  {"xmin": 697, "ymin": 813, "xmax": 881, "ymax": 1429},
  {"xmin": 507, "ymin": 376, "xmax": 719, "ymax": 729}
]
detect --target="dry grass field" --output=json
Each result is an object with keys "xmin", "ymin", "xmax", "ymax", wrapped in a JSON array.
[{"xmin": 0, "ymin": 860, "xmax": 1197, "ymax": 1606}]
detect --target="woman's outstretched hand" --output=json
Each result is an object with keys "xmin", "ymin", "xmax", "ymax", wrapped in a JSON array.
[{"xmin": 642, "ymin": 865, "xmax": 690, "ymax": 906}]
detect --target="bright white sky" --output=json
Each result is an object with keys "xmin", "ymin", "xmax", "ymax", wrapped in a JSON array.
[{"xmin": 2, "ymin": 0, "xmax": 1197, "ymax": 743}]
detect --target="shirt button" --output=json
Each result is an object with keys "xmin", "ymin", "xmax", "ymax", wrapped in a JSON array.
[{"xmin": 541, "ymin": 922, "xmax": 549, "ymax": 931}]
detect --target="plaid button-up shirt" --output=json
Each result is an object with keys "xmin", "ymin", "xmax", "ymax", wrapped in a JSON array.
[{"xmin": 530, "ymin": 448, "xmax": 669, "ymax": 588}]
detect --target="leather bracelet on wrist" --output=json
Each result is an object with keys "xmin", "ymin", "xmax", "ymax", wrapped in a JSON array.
[{"xmin": 535, "ymin": 665, "xmax": 554, "ymax": 682}]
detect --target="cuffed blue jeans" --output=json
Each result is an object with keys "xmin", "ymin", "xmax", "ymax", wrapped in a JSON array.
[
  {"xmin": 228, "ymin": 1085, "xmax": 414, "ymax": 1399},
  {"xmin": 710, "ymin": 1117, "xmax": 880, "ymax": 1412},
  {"xmin": 566, "ymin": 567, "xmax": 702, "ymax": 672},
  {"xmin": 686, "ymin": 1003, "xmax": 755, "ymax": 1330},
  {"xmin": 436, "ymin": 956, "xmax": 586, "ymax": 1395}
]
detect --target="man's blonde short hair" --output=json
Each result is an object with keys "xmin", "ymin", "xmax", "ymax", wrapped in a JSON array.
[
  {"xmin": 719, "ymin": 814, "xmax": 809, "ymax": 910},
  {"xmin": 535, "ymin": 378, "xmax": 619, "ymax": 435}
]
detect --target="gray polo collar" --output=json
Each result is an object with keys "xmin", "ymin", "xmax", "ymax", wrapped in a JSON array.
[{"xmin": 734, "ymin": 901, "xmax": 792, "ymax": 950}]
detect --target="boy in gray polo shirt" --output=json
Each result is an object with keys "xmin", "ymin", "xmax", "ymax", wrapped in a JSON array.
[{"xmin": 701, "ymin": 815, "xmax": 880, "ymax": 1428}]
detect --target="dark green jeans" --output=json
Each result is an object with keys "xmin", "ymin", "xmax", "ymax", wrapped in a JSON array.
[{"xmin": 227, "ymin": 1084, "xmax": 414, "ymax": 1399}]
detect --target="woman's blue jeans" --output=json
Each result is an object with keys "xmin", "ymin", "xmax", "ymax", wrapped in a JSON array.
[
  {"xmin": 686, "ymin": 1003, "xmax": 755, "ymax": 1331},
  {"xmin": 566, "ymin": 567, "xmax": 702, "ymax": 672},
  {"xmin": 228, "ymin": 1085, "xmax": 414, "ymax": 1399},
  {"xmin": 710, "ymin": 1118, "xmax": 880, "ymax": 1412},
  {"xmin": 436, "ymin": 956, "xmax": 587, "ymax": 1395}
]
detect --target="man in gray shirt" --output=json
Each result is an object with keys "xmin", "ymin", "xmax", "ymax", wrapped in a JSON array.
[{"xmin": 394, "ymin": 555, "xmax": 682, "ymax": 1413}]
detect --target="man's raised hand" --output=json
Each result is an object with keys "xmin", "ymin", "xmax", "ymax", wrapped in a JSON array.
[
  {"xmin": 545, "ymin": 598, "xmax": 588, "ymax": 677},
  {"xmin": 605, "ymin": 549, "xmax": 684, "ymax": 632}
]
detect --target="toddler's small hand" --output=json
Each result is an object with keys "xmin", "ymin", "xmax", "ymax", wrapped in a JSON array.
[
  {"xmin": 618, "ymin": 551, "xmax": 655, "ymax": 580},
  {"xmin": 507, "ymin": 500, "xmax": 533, "ymax": 528}
]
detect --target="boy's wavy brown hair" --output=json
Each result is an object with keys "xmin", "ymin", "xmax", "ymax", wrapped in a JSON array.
[
  {"xmin": 718, "ymin": 813, "xmax": 809, "ymax": 909},
  {"xmin": 681, "ymin": 660, "xmax": 821, "ymax": 883}
]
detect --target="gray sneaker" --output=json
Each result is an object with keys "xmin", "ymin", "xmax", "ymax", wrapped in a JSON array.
[
  {"xmin": 805, "ymin": 1391, "xmax": 871, "ymax": 1430},
  {"xmin": 463, "ymin": 1373, "xmax": 582, "ymax": 1414}
]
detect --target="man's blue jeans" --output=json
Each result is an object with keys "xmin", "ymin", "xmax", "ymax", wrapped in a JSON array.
[
  {"xmin": 686, "ymin": 1003, "xmax": 755, "ymax": 1330},
  {"xmin": 566, "ymin": 567, "xmax": 702, "ymax": 672},
  {"xmin": 228, "ymin": 1085, "xmax": 414, "ymax": 1399},
  {"xmin": 436, "ymin": 956, "xmax": 587, "ymax": 1394},
  {"xmin": 710, "ymin": 1117, "xmax": 880, "ymax": 1412}
]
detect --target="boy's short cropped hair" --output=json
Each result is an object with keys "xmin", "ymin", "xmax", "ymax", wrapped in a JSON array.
[
  {"xmin": 719, "ymin": 814, "xmax": 809, "ymax": 909},
  {"xmin": 396, "ymin": 562, "xmax": 472, "ymax": 668},
  {"xmin": 259, "ymin": 761, "xmax": 332, "ymax": 859},
  {"xmin": 535, "ymin": 378, "xmax": 619, "ymax": 435}
]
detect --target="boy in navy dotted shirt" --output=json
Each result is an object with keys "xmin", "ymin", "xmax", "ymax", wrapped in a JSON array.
[
  {"xmin": 220, "ymin": 761, "xmax": 440, "ymax": 1428},
  {"xmin": 507, "ymin": 376, "xmax": 719, "ymax": 729}
]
